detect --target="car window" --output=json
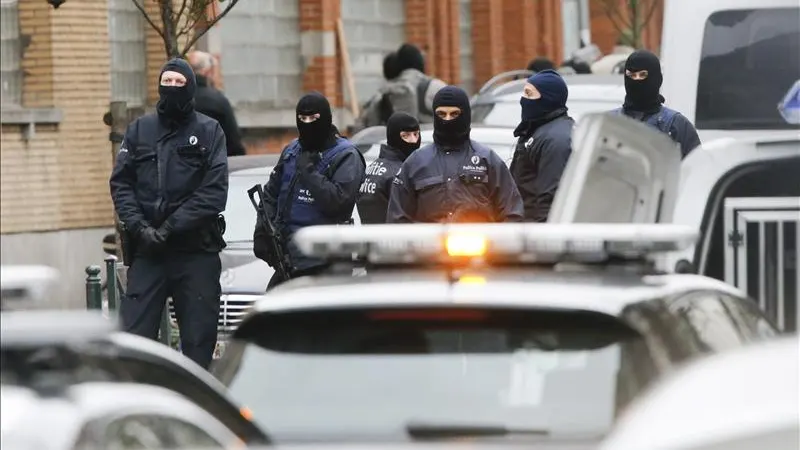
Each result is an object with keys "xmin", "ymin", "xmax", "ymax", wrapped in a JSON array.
[
  {"xmin": 214, "ymin": 308, "xmax": 660, "ymax": 442},
  {"xmin": 668, "ymin": 291, "xmax": 747, "ymax": 353},
  {"xmin": 717, "ymin": 294, "xmax": 780, "ymax": 340},
  {"xmin": 696, "ymin": 8, "xmax": 800, "ymax": 129},
  {"xmin": 103, "ymin": 414, "xmax": 221, "ymax": 449},
  {"xmin": 224, "ymin": 173, "xmax": 268, "ymax": 244}
]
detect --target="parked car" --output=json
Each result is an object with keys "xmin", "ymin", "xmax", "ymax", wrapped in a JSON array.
[
  {"xmin": 471, "ymin": 74, "xmax": 625, "ymax": 127},
  {"xmin": 0, "ymin": 309, "xmax": 270, "ymax": 445},
  {"xmin": 600, "ymin": 336, "xmax": 799, "ymax": 450},
  {"xmin": 2, "ymin": 382, "xmax": 244, "ymax": 450}
]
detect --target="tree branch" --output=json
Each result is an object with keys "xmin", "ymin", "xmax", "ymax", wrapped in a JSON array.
[
  {"xmin": 599, "ymin": 0, "xmax": 630, "ymax": 40},
  {"xmin": 641, "ymin": 0, "xmax": 661, "ymax": 32},
  {"xmin": 179, "ymin": 0, "xmax": 241, "ymax": 56},
  {"xmin": 175, "ymin": 0, "xmax": 205, "ymax": 39},
  {"xmin": 130, "ymin": 0, "xmax": 166, "ymax": 43}
]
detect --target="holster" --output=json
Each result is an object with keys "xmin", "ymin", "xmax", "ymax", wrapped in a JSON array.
[{"xmin": 119, "ymin": 224, "xmax": 136, "ymax": 267}]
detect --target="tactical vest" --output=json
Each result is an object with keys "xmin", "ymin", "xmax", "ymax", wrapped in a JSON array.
[
  {"xmin": 614, "ymin": 106, "xmax": 679, "ymax": 139},
  {"xmin": 276, "ymin": 137, "xmax": 353, "ymax": 234}
]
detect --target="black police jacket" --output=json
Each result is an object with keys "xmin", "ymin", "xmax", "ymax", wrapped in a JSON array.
[
  {"xmin": 387, "ymin": 140, "xmax": 524, "ymax": 223},
  {"xmin": 509, "ymin": 111, "xmax": 574, "ymax": 222},
  {"xmin": 356, "ymin": 144, "xmax": 407, "ymax": 224},
  {"xmin": 109, "ymin": 111, "xmax": 229, "ymax": 252},
  {"xmin": 194, "ymin": 75, "xmax": 246, "ymax": 157}
]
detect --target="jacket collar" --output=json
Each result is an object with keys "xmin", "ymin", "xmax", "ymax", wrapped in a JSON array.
[
  {"xmin": 378, "ymin": 143, "xmax": 410, "ymax": 162},
  {"xmin": 513, "ymin": 107, "xmax": 568, "ymax": 137}
]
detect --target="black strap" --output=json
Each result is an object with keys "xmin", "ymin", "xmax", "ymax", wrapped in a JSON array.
[{"xmin": 416, "ymin": 77, "xmax": 433, "ymax": 116}]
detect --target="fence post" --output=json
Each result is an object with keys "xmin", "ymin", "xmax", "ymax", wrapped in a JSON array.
[
  {"xmin": 85, "ymin": 265, "xmax": 102, "ymax": 310},
  {"xmin": 104, "ymin": 255, "xmax": 118, "ymax": 313},
  {"xmin": 159, "ymin": 305, "xmax": 172, "ymax": 346}
]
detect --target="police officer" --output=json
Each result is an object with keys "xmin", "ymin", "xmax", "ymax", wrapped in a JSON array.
[
  {"xmin": 510, "ymin": 70, "xmax": 574, "ymax": 222},
  {"xmin": 357, "ymin": 112, "xmax": 421, "ymax": 224},
  {"xmin": 255, "ymin": 92, "xmax": 366, "ymax": 290},
  {"xmin": 110, "ymin": 58, "xmax": 228, "ymax": 370},
  {"xmin": 387, "ymin": 86, "xmax": 524, "ymax": 223},
  {"xmin": 616, "ymin": 50, "xmax": 701, "ymax": 158}
]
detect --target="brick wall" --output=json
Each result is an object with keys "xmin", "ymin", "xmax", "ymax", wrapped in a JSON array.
[
  {"xmin": 590, "ymin": 0, "xmax": 664, "ymax": 55},
  {"xmin": 1, "ymin": 0, "xmax": 113, "ymax": 234}
]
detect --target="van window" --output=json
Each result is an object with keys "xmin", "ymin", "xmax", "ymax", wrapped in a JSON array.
[{"xmin": 695, "ymin": 8, "xmax": 800, "ymax": 130}]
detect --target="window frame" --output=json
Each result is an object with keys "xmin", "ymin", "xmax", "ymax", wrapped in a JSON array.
[{"xmin": 0, "ymin": 0, "xmax": 22, "ymax": 106}]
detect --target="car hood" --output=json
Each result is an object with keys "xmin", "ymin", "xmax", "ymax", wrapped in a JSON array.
[{"xmin": 219, "ymin": 258, "xmax": 272, "ymax": 295}]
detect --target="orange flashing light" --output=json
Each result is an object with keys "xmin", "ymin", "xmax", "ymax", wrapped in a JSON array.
[
  {"xmin": 240, "ymin": 406, "xmax": 254, "ymax": 421},
  {"xmin": 445, "ymin": 233, "xmax": 488, "ymax": 257}
]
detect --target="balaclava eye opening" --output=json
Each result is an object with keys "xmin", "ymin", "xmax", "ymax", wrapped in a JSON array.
[
  {"xmin": 623, "ymin": 50, "xmax": 664, "ymax": 113},
  {"xmin": 296, "ymin": 92, "xmax": 334, "ymax": 151},
  {"xmin": 396, "ymin": 43, "xmax": 426, "ymax": 74},
  {"xmin": 519, "ymin": 69, "xmax": 568, "ymax": 123},
  {"xmin": 432, "ymin": 86, "xmax": 471, "ymax": 148},
  {"xmin": 386, "ymin": 112, "xmax": 421, "ymax": 156},
  {"xmin": 157, "ymin": 58, "xmax": 197, "ymax": 125}
]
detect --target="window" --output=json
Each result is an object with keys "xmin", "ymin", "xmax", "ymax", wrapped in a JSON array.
[
  {"xmin": 108, "ymin": 0, "xmax": 147, "ymax": 107},
  {"xmin": 215, "ymin": 308, "xmax": 660, "ymax": 442},
  {"xmin": 669, "ymin": 291, "xmax": 746, "ymax": 352},
  {"xmin": 104, "ymin": 414, "xmax": 222, "ymax": 449},
  {"xmin": 459, "ymin": 0, "xmax": 474, "ymax": 94},
  {"xmin": 0, "ymin": 0, "xmax": 21, "ymax": 105},
  {"xmin": 696, "ymin": 8, "xmax": 800, "ymax": 129}
]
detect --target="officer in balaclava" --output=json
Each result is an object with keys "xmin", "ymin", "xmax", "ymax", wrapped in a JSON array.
[
  {"xmin": 254, "ymin": 92, "xmax": 366, "ymax": 291},
  {"xmin": 390, "ymin": 43, "xmax": 446, "ymax": 124},
  {"xmin": 357, "ymin": 112, "xmax": 421, "ymax": 224},
  {"xmin": 110, "ymin": 58, "xmax": 229, "ymax": 370},
  {"xmin": 387, "ymin": 85, "xmax": 523, "ymax": 223},
  {"xmin": 616, "ymin": 50, "xmax": 701, "ymax": 158},
  {"xmin": 509, "ymin": 69, "xmax": 575, "ymax": 222}
]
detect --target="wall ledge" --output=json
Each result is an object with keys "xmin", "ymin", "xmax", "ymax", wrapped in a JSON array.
[{"xmin": 1, "ymin": 107, "xmax": 63, "ymax": 140}]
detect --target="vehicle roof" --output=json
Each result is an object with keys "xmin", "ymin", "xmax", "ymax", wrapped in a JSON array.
[
  {"xmin": 228, "ymin": 154, "xmax": 280, "ymax": 173},
  {"xmin": 0, "ymin": 310, "xmax": 117, "ymax": 347},
  {"xmin": 480, "ymin": 74, "xmax": 623, "ymax": 102},
  {"xmin": 600, "ymin": 336, "xmax": 800, "ymax": 450},
  {"xmin": 252, "ymin": 270, "xmax": 744, "ymax": 318},
  {"xmin": 492, "ymin": 82, "xmax": 625, "ymax": 104}
]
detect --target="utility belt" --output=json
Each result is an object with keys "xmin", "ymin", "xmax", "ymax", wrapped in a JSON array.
[{"xmin": 120, "ymin": 215, "xmax": 226, "ymax": 266}]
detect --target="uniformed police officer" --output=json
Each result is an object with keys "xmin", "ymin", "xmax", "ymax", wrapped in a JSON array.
[
  {"xmin": 357, "ymin": 112, "xmax": 421, "ymax": 224},
  {"xmin": 387, "ymin": 86, "xmax": 524, "ymax": 223},
  {"xmin": 255, "ymin": 92, "xmax": 366, "ymax": 290},
  {"xmin": 615, "ymin": 50, "xmax": 701, "ymax": 158},
  {"xmin": 109, "ymin": 58, "xmax": 228, "ymax": 370}
]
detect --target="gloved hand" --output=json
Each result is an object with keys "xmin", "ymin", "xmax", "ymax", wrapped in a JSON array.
[
  {"xmin": 296, "ymin": 150, "xmax": 320, "ymax": 173},
  {"xmin": 138, "ymin": 225, "xmax": 168, "ymax": 256}
]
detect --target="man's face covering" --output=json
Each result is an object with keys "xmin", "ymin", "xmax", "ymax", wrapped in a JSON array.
[
  {"xmin": 623, "ymin": 50, "xmax": 664, "ymax": 112},
  {"xmin": 432, "ymin": 86, "xmax": 471, "ymax": 147},
  {"xmin": 157, "ymin": 58, "xmax": 197, "ymax": 124},
  {"xmin": 295, "ymin": 92, "xmax": 334, "ymax": 151}
]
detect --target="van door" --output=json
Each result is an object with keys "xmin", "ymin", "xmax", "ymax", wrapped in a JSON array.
[{"xmin": 547, "ymin": 113, "xmax": 682, "ymax": 224}]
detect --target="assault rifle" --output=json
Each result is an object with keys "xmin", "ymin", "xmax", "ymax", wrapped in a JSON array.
[{"xmin": 248, "ymin": 184, "xmax": 292, "ymax": 282}]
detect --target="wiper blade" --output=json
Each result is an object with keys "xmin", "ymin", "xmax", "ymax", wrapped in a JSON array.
[{"xmin": 406, "ymin": 422, "xmax": 550, "ymax": 440}]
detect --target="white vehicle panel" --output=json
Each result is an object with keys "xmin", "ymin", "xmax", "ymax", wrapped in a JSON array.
[{"xmin": 548, "ymin": 113, "xmax": 681, "ymax": 224}]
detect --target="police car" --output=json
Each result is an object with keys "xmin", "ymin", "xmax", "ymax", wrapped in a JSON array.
[
  {"xmin": 211, "ymin": 222, "xmax": 778, "ymax": 446},
  {"xmin": 0, "ymin": 310, "xmax": 269, "ymax": 445}
]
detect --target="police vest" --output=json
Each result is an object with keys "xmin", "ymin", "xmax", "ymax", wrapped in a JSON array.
[
  {"xmin": 613, "ymin": 106, "xmax": 679, "ymax": 139},
  {"xmin": 276, "ymin": 137, "xmax": 353, "ymax": 233}
]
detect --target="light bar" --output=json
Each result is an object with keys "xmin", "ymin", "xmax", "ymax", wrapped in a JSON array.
[{"xmin": 293, "ymin": 223, "xmax": 698, "ymax": 265}]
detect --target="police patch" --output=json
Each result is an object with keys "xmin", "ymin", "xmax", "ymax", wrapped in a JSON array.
[
  {"xmin": 471, "ymin": 155, "xmax": 480, "ymax": 165},
  {"xmin": 189, "ymin": 135, "xmax": 198, "ymax": 145}
]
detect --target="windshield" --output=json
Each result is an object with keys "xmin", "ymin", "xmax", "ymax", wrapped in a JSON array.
[
  {"xmin": 481, "ymin": 99, "xmax": 619, "ymax": 127},
  {"xmin": 214, "ymin": 307, "xmax": 654, "ymax": 443},
  {"xmin": 224, "ymin": 173, "xmax": 268, "ymax": 244}
]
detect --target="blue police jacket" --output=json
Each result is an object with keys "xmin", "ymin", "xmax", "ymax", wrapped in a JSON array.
[{"xmin": 386, "ymin": 139, "xmax": 524, "ymax": 223}]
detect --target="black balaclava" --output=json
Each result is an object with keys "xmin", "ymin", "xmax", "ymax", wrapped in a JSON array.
[
  {"xmin": 157, "ymin": 58, "xmax": 196, "ymax": 125},
  {"xmin": 296, "ymin": 91, "xmax": 334, "ymax": 151},
  {"xmin": 623, "ymin": 50, "xmax": 664, "ymax": 113},
  {"xmin": 519, "ymin": 69, "xmax": 568, "ymax": 123},
  {"xmin": 386, "ymin": 112, "xmax": 421, "ymax": 156},
  {"xmin": 383, "ymin": 52, "xmax": 401, "ymax": 81},
  {"xmin": 432, "ymin": 86, "xmax": 471, "ymax": 148},
  {"xmin": 396, "ymin": 43, "xmax": 425, "ymax": 73}
]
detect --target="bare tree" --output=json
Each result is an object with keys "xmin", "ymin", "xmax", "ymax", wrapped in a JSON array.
[
  {"xmin": 131, "ymin": 0, "xmax": 241, "ymax": 59},
  {"xmin": 598, "ymin": 0, "xmax": 661, "ymax": 49}
]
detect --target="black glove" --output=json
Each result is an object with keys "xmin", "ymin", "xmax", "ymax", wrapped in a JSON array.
[
  {"xmin": 138, "ymin": 225, "xmax": 168, "ymax": 256},
  {"xmin": 253, "ymin": 217, "xmax": 279, "ymax": 267},
  {"xmin": 296, "ymin": 150, "xmax": 320, "ymax": 173}
]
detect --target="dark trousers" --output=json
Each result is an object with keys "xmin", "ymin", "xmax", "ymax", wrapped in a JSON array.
[
  {"xmin": 266, "ymin": 265, "xmax": 327, "ymax": 292},
  {"xmin": 120, "ymin": 252, "xmax": 221, "ymax": 370}
]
